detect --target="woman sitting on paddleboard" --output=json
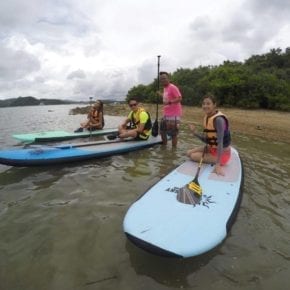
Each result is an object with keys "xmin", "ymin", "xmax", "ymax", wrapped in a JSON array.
[
  {"xmin": 75, "ymin": 100, "xmax": 104, "ymax": 132},
  {"xmin": 187, "ymin": 93, "xmax": 231, "ymax": 176}
]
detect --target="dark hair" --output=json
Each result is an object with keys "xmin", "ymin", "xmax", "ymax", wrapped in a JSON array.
[
  {"xmin": 94, "ymin": 100, "xmax": 103, "ymax": 112},
  {"xmin": 202, "ymin": 93, "xmax": 218, "ymax": 105},
  {"xmin": 159, "ymin": 71, "xmax": 169, "ymax": 77},
  {"xmin": 128, "ymin": 97, "xmax": 138, "ymax": 104},
  {"xmin": 95, "ymin": 100, "xmax": 104, "ymax": 127}
]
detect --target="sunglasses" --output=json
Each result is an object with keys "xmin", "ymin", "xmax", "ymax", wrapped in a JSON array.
[{"xmin": 129, "ymin": 103, "xmax": 138, "ymax": 107}]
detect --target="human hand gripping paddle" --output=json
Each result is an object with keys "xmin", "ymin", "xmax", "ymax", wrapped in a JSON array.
[
  {"xmin": 151, "ymin": 55, "xmax": 161, "ymax": 137},
  {"xmin": 177, "ymin": 146, "xmax": 206, "ymax": 205}
]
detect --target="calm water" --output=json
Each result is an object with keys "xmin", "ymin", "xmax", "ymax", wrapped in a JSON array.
[{"xmin": 0, "ymin": 105, "xmax": 289, "ymax": 290}]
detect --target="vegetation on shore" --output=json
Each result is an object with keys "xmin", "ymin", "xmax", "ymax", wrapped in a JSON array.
[
  {"xmin": 127, "ymin": 48, "xmax": 290, "ymax": 111},
  {"xmin": 102, "ymin": 103, "xmax": 290, "ymax": 144},
  {"xmin": 0, "ymin": 96, "xmax": 119, "ymax": 107},
  {"xmin": 0, "ymin": 96, "xmax": 80, "ymax": 107}
]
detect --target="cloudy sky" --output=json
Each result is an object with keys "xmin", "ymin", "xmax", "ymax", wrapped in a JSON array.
[{"xmin": 0, "ymin": 0, "xmax": 289, "ymax": 101}]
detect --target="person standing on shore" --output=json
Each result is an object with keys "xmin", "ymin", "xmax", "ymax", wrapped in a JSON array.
[
  {"xmin": 159, "ymin": 71, "xmax": 182, "ymax": 147},
  {"xmin": 187, "ymin": 94, "xmax": 231, "ymax": 176}
]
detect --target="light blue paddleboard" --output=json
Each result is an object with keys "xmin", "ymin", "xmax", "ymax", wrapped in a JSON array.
[
  {"xmin": 123, "ymin": 147, "xmax": 243, "ymax": 258},
  {"xmin": 13, "ymin": 128, "xmax": 118, "ymax": 143}
]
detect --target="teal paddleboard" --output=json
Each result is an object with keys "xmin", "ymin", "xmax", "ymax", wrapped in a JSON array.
[{"xmin": 13, "ymin": 128, "xmax": 118, "ymax": 143}]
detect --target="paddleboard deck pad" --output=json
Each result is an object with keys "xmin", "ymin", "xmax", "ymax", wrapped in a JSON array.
[
  {"xmin": 13, "ymin": 128, "xmax": 118, "ymax": 143},
  {"xmin": 123, "ymin": 147, "xmax": 243, "ymax": 258},
  {"xmin": 0, "ymin": 136, "xmax": 163, "ymax": 167}
]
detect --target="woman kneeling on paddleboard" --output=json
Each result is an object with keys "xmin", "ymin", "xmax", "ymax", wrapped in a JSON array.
[{"xmin": 187, "ymin": 93, "xmax": 231, "ymax": 176}]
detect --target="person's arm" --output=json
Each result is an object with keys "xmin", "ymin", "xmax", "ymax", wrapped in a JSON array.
[
  {"xmin": 214, "ymin": 117, "xmax": 225, "ymax": 163},
  {"xmin": 98, "ymin": 112, "xmax": 103, "ymax": 123},
  {"xmin": 137, "ymin": 123, "xmax": 145, "ymax": 133},
  {"xmin": 121, "ymin": 117, "xmax": 130, "ymax": 127},
  {"xmin": 214, "ymin": 117, "xmax": 225, "ymax": 175},
  {"xmin": 188, "ymin": 124, "xmax": 207, "ymax": 143},
  {"xmin": 167, "ymin": 95, "xmax": 181, "ymax": 105},
  {"xmin": 136, "ymin": 111, "xmax": 148, "ymax": 133}
]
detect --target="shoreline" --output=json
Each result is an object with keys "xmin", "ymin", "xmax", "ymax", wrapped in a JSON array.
[
  {"xmin": 103, "ymin": 103, "xmax": 290, "ymax": 144},
  {"xmin": 74, "ymin": 103, "xmax": 290, "ymax": 144}
]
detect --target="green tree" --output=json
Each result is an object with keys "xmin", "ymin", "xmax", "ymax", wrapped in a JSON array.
[{"xmin": 125, "ymin": 48, "xmax": 290, "ymax": 111}]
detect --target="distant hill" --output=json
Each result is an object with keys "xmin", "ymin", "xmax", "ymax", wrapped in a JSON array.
[
  {"xmin": 0, "ymin": 96, "xmax": 121, "ymax": 107},
  {"xmin": 0, "ymin": 96, "xmax": 82, "ymax": 107}
]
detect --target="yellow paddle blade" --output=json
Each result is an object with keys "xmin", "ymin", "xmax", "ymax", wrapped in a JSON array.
[{"xmin": 188, "ymin": 182, "xmax": 202, "ymax": 196}]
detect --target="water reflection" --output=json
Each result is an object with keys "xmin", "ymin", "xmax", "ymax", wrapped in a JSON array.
[
  {"xmin": 126, "ymin": 239, "xmax": 218, "ymax": 288},
  {"xmin": 0, "ymin": 165, "xmax": 70, "ymax": 187}
]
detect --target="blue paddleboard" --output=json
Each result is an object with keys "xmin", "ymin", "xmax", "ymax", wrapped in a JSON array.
[
  {"xmin": 123, "ymin": 147, "xmax": 243, "ymax": 258},
  {"xmin": 0, "ymin": 136, "xmax": 163, "ymax": 167}
]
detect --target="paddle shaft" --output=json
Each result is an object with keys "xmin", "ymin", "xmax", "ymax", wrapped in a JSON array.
[
  {"xmin": 191, "ymin": 146, "xmax": 207, "ymax": 182},
  {"xmin": 156, "ymin": 55, "xmax": 161, "ymax": 119},
  {"xmin": 89, "ymin": 127, "xmax": 92, "ymax": 140},
  {"xmin": 29, "ymin": 128, "xmax": 118, "ymax": 142},
  {"xmin": 27, "ymin": 138, "xmax": 134, "ymax": 150},
  {"xmin": 151, "ymin": 55, "xmax": 161, "ymax": 137},
  {"xmin": 56, "ymin": 138, "xmax": 134, "ymax": 149}
]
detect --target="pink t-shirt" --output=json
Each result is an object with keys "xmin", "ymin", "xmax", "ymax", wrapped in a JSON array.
[{"xmin": 162, "ymin": 83, "xmax": 182, "ymax": 117}]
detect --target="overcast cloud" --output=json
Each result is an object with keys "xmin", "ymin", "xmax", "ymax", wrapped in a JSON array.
[{"xmin": 0, "ymin": 0, "xmax": 289, "ymax": 101}]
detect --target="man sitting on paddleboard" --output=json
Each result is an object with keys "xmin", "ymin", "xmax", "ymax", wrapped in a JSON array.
[
  {"xmin": 187, "ymin": 94, "xmax": 231, "ymax": 176},
  {"xmin": 117, "ymin": 97, "xmax": 152, "ymax": 140}
]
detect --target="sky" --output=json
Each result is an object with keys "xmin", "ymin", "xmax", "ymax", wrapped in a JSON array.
[{"xmin": 0, "ymin": 0, "xmax": 290, "ymax": 101}]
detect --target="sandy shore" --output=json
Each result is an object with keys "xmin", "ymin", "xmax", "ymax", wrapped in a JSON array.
[{"xmin": 103, "ymin": 103, "xmax": 290, "ymax": 144}]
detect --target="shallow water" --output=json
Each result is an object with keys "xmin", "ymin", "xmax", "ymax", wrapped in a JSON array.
[{"xmin": 0, "ymin": 105, "xmax": 289, "ymax": 290}]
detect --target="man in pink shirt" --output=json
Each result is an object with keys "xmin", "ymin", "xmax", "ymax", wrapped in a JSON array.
[{"xmin": 159, "ymin": 71, "xmax": 182, "ymax": 146}]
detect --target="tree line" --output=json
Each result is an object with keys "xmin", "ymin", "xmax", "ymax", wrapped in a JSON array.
[
  {"xmin": 126, "ymin": 48, "xmax": 290, "ymax": 111},
  {"xmin": 0, "ymin": 96, "xmax": 80, "ymax": 107}
]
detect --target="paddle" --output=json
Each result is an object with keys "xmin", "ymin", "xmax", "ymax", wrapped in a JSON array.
[
  {"xmin": 74, "ymin": 127, "xmax": 84, "ymax": 133},
  {"xmin": 177, "ymin": 146, "xmax": 206, "ymax": 205},
  {"xmin": 89, "ymin": 127, "xmax": 92, "ymax": 140},
  {"xmin": 26, "ymin": 137, "xmax": 134, "ymax": 150},
  {"xmin": 151, "ymin": 55, "xmax": 161, "ymax": 137}
]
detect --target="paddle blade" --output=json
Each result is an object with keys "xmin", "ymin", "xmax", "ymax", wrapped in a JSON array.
[
  {"xmin": 177, "ymin": 179, "xmax": 202, "ymax": 205},
  {"xmin": 187, "ymin": 181, "xmax": 202, "ymax": 196},
  {"xmin": 151, "ymin": 120, "xmax": 159, "ymax": 137},
  {"xmin": 107, "ymin": 133, "xmax": 119, "ymax": 140},
  {"xmin": 74, "ymin": 127, "xmax": 84, "ymax": 133}
]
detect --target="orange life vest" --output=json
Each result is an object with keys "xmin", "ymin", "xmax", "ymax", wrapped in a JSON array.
[{"xmin": 203, "ymin": 111, "xmax": 231, "ymax": 148}]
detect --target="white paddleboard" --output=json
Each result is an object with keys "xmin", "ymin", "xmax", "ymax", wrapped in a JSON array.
[{"xmin": 123, "ymin": 147, "xmax": 243, "ymax": 258}]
